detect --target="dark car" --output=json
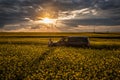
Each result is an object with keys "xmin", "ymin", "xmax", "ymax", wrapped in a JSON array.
[{"xmin": 48, "ymin": 36, "xmax": 90, "ymax": 47}]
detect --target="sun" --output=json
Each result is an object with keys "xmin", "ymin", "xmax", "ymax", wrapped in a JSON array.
[{"xmin": 41, "ymin": 18, "xmax": 56, "ymax": 24}]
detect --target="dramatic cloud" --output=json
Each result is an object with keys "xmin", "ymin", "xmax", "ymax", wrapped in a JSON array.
[
  {"xmin": 0, "ymin": 0, "xmax": 120, "ymax": 32},
  {"xmin": 0, "ymin": 0, "xmax": 56, "ymax": 27}
]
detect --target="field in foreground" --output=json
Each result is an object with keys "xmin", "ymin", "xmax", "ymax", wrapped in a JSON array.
[{"xmin": 0, "ymin": 32, "xmax": 120, "ymax": 80}]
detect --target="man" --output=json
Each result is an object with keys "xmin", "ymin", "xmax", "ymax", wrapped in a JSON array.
[{"xmin": 48, "ymin": 38, "xmax": 53, "ymax": 47}]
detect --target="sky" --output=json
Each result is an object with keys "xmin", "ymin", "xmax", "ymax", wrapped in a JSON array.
[{"xmin": 0, "ymin": 0, "xmax": 120, "ymax": 32}]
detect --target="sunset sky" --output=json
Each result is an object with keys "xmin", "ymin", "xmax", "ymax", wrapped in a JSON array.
[{"xmin": 0, "ymin": 0, "xmax": 120, "ymax": 32}]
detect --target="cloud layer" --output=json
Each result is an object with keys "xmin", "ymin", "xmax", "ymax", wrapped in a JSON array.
[{"xmin": 0, "ymin": 0, "xmax": 120, "ymax": 32}]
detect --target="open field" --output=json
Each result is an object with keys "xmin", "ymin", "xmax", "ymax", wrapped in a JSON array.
[{"xmin": 0, "ymin": 32, "xmax": 120, "ymax": 80}]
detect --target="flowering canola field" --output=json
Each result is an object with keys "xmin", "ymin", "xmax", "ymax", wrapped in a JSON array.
[{"xmin": 0, "ymin": 33, "xmax": 120, "ymax": 80}]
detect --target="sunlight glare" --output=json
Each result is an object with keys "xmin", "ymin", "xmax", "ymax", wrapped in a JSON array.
[{"xmin": 42, "ymin": 18, "xmax": 56, "ymax": 24}]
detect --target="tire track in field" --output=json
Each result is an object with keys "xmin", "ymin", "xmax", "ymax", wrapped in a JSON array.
[
  {"xmin": 29, "ymin": 47, "xmax": 55, "ymax": 68},
  {"xmin": 16, "ymin": 48, "xmax": 55, "ymax": 80}
]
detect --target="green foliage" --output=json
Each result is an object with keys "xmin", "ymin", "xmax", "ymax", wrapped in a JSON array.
[{"xmin": 0, "ymin": 33, "xmax": 120, "ymax": 80}]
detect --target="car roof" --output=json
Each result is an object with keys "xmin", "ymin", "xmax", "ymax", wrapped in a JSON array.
[{"xmin": 68, "ymin": 36, "xmax": 88, "ymax": 38}]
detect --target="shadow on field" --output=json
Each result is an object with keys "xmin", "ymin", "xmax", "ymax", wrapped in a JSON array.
[
  {"xmin": 64, "ymin": 45, "xmax": 120, "ymax": 50},
  {"xmin": 0, "ymin": 42, "xmax": 46, "ymax": 45},
  {"xmin": 90, "ymin": 45, "xmax": 120, "ymax": 50}
]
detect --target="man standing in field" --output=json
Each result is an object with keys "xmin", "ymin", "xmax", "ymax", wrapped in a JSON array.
[{"xmin": 48, "ymin": 38, "xmax": 53, "ymax": 47}]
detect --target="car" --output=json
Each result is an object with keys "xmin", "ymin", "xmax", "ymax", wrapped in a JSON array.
[{"xmin": 48, "ymin": 36, "xmax": 90, "ymax": 47}]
